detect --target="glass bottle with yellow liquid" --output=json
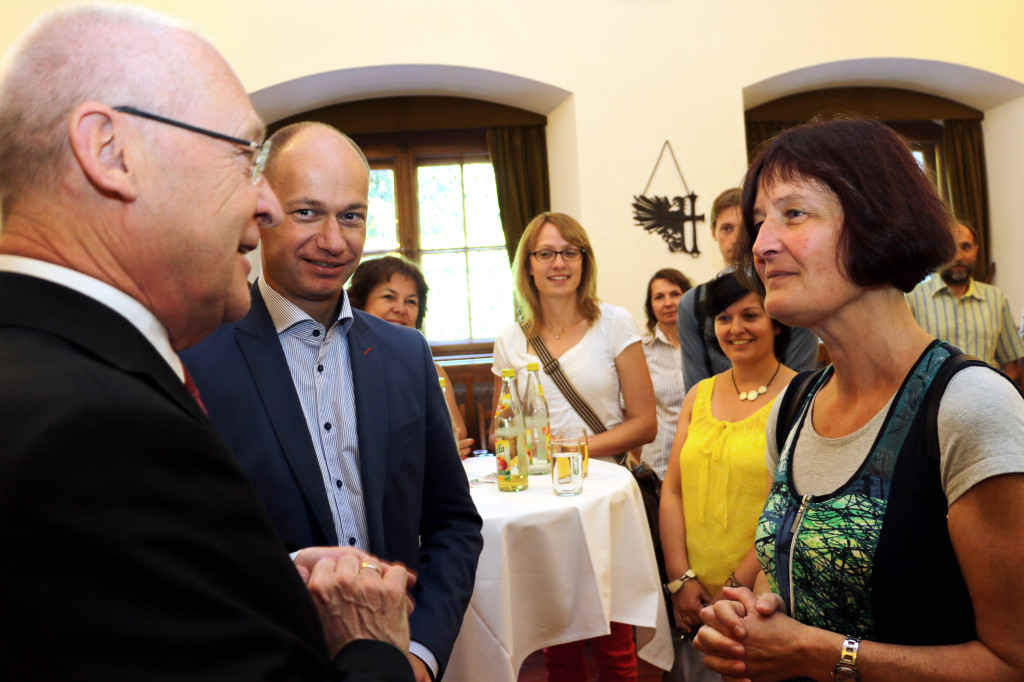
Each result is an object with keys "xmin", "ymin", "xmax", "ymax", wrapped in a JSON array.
[
  {"xmin": 494, "ymin": 368, "xmax": 528, "ymax": 491},
  {"xmin": 522, "ymin": 363, "xmax": 551, "ymax": 475}
]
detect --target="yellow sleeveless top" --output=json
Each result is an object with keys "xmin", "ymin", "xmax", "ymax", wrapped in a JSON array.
[{"xmin": 678, "ymin": 375, "xmax": 774, "ymax": 595}]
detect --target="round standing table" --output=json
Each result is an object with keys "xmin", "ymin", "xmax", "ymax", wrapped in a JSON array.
[{"xmin": 445, "ymin": 459, "xmax": 673, "ymax": 681}]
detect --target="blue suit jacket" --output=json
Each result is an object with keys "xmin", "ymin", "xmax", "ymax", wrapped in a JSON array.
[{"xmin": 181, "ymin": 284, "xmax": 482, "ymax": 677}]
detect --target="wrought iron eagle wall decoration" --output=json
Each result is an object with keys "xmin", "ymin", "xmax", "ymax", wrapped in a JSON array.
[{"xmin": 632, "ymin": 141, "xmax": 704, "ymax": 256}]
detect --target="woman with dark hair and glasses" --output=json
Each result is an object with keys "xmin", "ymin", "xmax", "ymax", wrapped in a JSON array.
[
  {"xmin": 695, "ymin": 117, "xmax": 1024, "ymax": 681},
  {"xmin": 659, "ymin": 272, "xmax": 795, "ymax": 681},
  {"xmin": 637, "ymin": 267, "xmax": 693, "ymax": 477},
  {"xmin": 349, "ymin": 255, "xmax": 473, "ymax": 457},
  {"xmin": 491, "ymin": 212, "xmax": 656, "ymax": 681}
]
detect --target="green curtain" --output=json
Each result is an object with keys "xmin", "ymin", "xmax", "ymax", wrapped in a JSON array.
[
  {"xmin": 486, "ymin": 126, "xmax": 551, "ymax": 264},
  {"xmin": 745, "ymin": 121, "xmax": 789, "ymax": 165},
  {"xmin": 941, "ymin": 119, "xmax": 990, "ymax": 282}
]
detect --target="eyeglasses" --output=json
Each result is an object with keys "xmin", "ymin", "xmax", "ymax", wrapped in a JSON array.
[
  {"xmin": 113, "ymin": 106, "xmax": 270, "ymax": 184},
  {"xmin": 530, "ymin": 247, "xmax": 585, "ymax": 263}
]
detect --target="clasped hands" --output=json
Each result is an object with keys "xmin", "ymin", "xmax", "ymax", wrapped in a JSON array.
[
  {"xmin": 693, "ymin": 586, "xmax": 807, "ymax": 682},
  {"xmin": 294, "ymin": 547, "xmax": 416, "ymax": 659},
  {"xmin": 673, "ymin": 579, "xmax": 758, "ymax": 636}
]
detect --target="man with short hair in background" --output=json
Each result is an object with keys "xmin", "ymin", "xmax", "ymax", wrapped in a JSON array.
[
  {"xmin": 907, "ymin": 220, "xmax": 1023, "ymax": 384},
  {"xmin": 0, "ymin": 5, "xmax": 415, "ymax": 681},
  {"xmin": 182, "ymin": 122, "xmax": 483, "ymax": 682}
]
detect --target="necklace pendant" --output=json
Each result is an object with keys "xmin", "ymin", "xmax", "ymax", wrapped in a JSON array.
[{"xmin": 731, "ymin": 361, "xmax": 780, "ymax": 403}]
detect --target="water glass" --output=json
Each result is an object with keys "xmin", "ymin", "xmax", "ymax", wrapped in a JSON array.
[
  {"xmin": 550, "ymin": 437, "xmax": 583, "ymax": 496},
  {"xmin": 557, "ymin": 427, "xmax": 589, "ymax": 477}
]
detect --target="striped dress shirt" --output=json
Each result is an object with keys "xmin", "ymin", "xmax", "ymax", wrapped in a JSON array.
[
  {"xmin": 259, "ymin": 277, "xmax": 368, "ymax": 550},
  {"xmin": 640, "ymin": 326, "xmax": 685, "ymax": 478},
  {"xmin": 906, "ymin": 275, "xmax": 1024, "ymax": 368}
]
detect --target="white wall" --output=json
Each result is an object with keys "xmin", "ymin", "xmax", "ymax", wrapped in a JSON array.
[
  {"xmin": 984, "ymin": 95, "xmax": 1024, "ymax": 325},
  {"xmin": 6, "ymin": 0, "xmax": 1024, "ymax": 328}
]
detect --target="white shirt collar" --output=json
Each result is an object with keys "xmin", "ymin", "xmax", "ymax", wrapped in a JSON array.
[
  {"xmin": 258, "ymin": 275, "xmax": 353, "ymax": 334},
  {"xmin": 644, "ymin": 323, "xmax": 675, "ymax": 347},
  {"xmin": 654, "ymin": 324, "xmax": 672, "ymax": 345},
  {"xmin": 0, "ymin": 254, "xmax": 182, "ymax": 380}
]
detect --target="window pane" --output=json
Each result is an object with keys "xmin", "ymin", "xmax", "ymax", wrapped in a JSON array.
[
  {"xmin": 464, "ymin": 163, "xmax": 504, "ymax": 248},
  {"xmin": 418, "ymin": 165, "xmax": 466, "ymax": 250},
  {"xmin": 468, "ymin": 249, "xmax": 514, "ymax": 339},
  {"xmin": 367, "ymin": 169, "xmax": 399, "ymax": 252},
  {"xmin": 421, "ymin": 252, "xmax": 470, "ymax": 341}
]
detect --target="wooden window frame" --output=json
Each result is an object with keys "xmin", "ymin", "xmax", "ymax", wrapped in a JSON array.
[
  {"xmin": 889, "ymin": 120, "xmax": 942, "ymax": 189},
  {"xmin": 746, "ymin": 89, "xmax": 957, "ymax": 193},
  {"xmin": 355, "ymin": 129, "xmax": 500, "ymax": 358}
]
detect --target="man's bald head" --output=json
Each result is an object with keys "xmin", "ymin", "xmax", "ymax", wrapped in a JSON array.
[
  {"xmin": 0, "ymin": 3, "xmax": 283, "ymax": 350},
  {"xmin": 0, "ymin": 4, "xmax": 220, "ymax": 213},
  {"xmin": 263, "ymin": 122, "xmax": 369, "ymax": 187}
]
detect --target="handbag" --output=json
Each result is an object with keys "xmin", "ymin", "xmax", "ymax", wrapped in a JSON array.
[{"xmin": 521, "ymin": 324, "xmax": 665, "ymax": 570}]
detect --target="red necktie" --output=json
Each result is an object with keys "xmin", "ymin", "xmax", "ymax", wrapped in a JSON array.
[{"xmin": 182, "ymin": 365, "xmax": 209, "ymax": 416}]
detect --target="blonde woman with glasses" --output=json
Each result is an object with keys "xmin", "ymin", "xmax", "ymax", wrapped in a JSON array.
[{"xmin": 491, "ymin": 212, "xmax": 656, "ymax": 681}]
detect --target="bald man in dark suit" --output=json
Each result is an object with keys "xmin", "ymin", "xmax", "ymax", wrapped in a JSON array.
[{"xmin": 0, "ymin": 5, "xmax": 413, "ymax": 680}]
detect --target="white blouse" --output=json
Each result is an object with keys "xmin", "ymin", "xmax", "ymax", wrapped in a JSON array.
[{"xmin": 491, "ymin": 303, "xmax": 641, "ymax": 450}]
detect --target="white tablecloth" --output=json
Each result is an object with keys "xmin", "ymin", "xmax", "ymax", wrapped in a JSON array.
[{"xmin": 445, "ymin": 459, "xmax": 674, "ymax": 681}]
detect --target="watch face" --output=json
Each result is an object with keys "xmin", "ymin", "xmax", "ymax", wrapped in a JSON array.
[{"xmin": 832, "ymin": 665, "xmax": 858, "ymax": 681}]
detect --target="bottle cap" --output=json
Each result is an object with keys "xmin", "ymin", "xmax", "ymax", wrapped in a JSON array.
[
  {"xmin": 527, "ymin": 362, "xmax": 539, "ymax": 371},
  {"xmin": 501, "ymin": 368, "xmax": 515, "ymax": 378},
  {"xmin": 439, "ymin": 377, "xmax": 446, "ymax": 388}
]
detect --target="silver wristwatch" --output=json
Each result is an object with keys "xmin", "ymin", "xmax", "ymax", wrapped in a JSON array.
[{"xmin": 831, "ymin": 636, "xmax": 860, "ymax": 681}]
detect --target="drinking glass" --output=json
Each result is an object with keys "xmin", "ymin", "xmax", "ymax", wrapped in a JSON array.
[
  {"xmin": 558, "ymin": 427, "xmax": 589, "ymax": 477},
  {"xmin": 550, "ymin": 436, "xmax": 583, "ymax": 496}
]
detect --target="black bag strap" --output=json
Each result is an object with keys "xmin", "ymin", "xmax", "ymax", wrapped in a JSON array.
[
  {"xmin": 774, "ymin": 368, "xmax": 824, "ymax": 455},
  {"xmin": 521, "ymin": 322, "xmax": 628, "ymax": 466},
  {"xmin": 925, "ymin": 352, "xmax": 970, "ymax": 461},
  {"xmin": 923, "ymin": 347, "xmax": 1007, "ymax": 461}
]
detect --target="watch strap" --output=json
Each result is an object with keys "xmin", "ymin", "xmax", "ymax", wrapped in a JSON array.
[{"xmin": 831, "ymin": 636, "xmax": 860, "ymax": 681}]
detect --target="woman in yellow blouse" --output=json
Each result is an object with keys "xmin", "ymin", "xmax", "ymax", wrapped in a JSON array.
[{"xmin": 659, "ymin": 272, "xmax": 796, "ymax": 677}]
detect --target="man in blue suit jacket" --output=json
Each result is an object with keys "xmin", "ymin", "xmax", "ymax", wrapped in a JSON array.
[{"xmin": 182, "ymin": 123, "xmax": 482, "ymax": 682}]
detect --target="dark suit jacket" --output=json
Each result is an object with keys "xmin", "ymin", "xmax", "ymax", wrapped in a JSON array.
[
  {"xmin": 0, "ymin": 272, "xmax": 412, "ymax": 682},
  {"xmin": 181, "ymin": 283, "xmax": 482, "ymax": 678}
]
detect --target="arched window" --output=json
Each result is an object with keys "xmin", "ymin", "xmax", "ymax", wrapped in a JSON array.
[{"xmin": 745, "ymin": 87, "xmax": 993, "ymax": 280}]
